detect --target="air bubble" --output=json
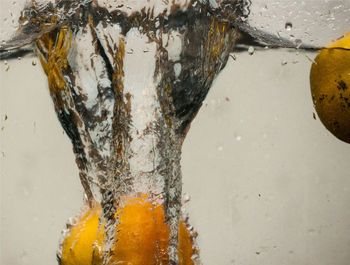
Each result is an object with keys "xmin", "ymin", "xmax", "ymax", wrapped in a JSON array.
[
  {"xmin": 248, "ymin": 46, "xmax": 255, "ymax": 55},
  {"xmin": 4, "ymin": 60, "xmax": 10, "ymax": 71},
  {"xmin": 183, "ymin": 193, "xmax": 191, "ymax": 203},
  {"xmin": 285, "ymin": 22, "xmax": 293, "ymax": 31}
]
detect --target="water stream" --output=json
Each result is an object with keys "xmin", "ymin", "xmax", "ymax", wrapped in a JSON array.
[{"xmin": 0, "ymin": 1, "xmax": 349, "ymax": 264}]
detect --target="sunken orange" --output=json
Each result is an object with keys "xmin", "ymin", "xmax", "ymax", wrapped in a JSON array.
[{"xmin": 60, "ymin": 195, "xmax": 196, "ymax": 265}]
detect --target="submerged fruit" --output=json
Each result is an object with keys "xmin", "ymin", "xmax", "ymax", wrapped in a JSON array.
[
  {"xmin": 60, "ymin": 196, "xmax": 196, "ymax": 265},
  {"xmin": 60, "ymin": 203, "xmax": 103, "ymax": 265},
  {"xmin": 310, "ymin": 32, "xmax": 350, "ymax": 143}
]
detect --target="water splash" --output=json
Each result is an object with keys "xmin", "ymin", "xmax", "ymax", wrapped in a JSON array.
[
  {"xmin": 0, "ymin": 1, "xmax": 247, "ymax": 264},
  {"xmin": 1, "ymin": 0, "xmax": 347, "ymax": 264}
]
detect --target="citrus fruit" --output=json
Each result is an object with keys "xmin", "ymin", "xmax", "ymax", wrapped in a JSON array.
[
  {"xmin": 310, "ymin": 32, "xmax": 350, "ymax": 143},
  {"xmin": 60, "ymin": 195, "xmax": 196, "ymax": 265}
]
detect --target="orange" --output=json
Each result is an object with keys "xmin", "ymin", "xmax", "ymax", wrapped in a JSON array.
[
  {"xmin": 310, "ymin": 32, "xmax": 350, "ymax": 143},
  {"xmin": 60, "ymin": 195, "xmax": 196, "ymax": 265},
  {"xmin": 60, "ymin": 203, "xmax": 103, "ymax": 265}
]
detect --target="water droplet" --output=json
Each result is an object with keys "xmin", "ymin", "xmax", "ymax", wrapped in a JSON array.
[
  {"xmin": 235, "ymin": 135, "xmax": 242, "ymax": 141},
  {"xmin": 183, "ymin": 193, "xmax": 191, "ymax": 203},
  {"xmin": 65, "ymin": 217, "xmax": 77, "ymax": 229},
  {"xmin": 285, "ymin": 22, "xmax": 293, "ymax": 31},
  {"xmin": 4, "ymin": 60, "xmax": 10, "ymax": 71},
  {"xmin": 281, "ymin": 60, "xmax": 288, "ymax": 66},
  {"xmin": 174, "ymin": 63, "xmax": 181, "ymax": 78},
  {"xmin": 191, "ymin": 230, "xmax": 198, "ymax": 238},
  {"xmin": 248, "ymin": 46, "xmax": 255, "ymax": 55},
  {"xmin": 32, "ymin": 60, "xmax": 37, "ymax": 66},
  {"xmin": 191, "ymin": 253, "xmax": 200, "ymax": 261}
]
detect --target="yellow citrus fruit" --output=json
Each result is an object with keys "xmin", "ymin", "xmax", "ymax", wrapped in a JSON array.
[
  {"xmin": 310, "ymin": 32, "xmax": 350, "ymax": 143},
  {"xmin": 60, "ymin": 203, "xmax": 104, "ymax": 265},
  {"xmin": 60, "ymin": 195, "xmax": 196, "ymax": 265}
]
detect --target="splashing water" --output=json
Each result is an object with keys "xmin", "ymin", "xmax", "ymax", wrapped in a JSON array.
[
  {"xmin": 0, "ymin": 1, "xmax": 247, "ymax": 264},
  {"xmin": 1, "ymin": 0, "xmax": 347, "ymax": 264}
]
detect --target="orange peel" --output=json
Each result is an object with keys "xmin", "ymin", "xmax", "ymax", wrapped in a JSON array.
[
  {"xmin": 60, "ymin": 195, "xmax": 196, "ymax": 265},
  {"xmin": 310, "ymin": 32, "xmax": 350, "ymax": 143}
]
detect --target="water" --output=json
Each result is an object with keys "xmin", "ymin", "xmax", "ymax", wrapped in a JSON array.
[
  {"xmin": 0, "ymin": 1, "xmax": 349, "ymax": 265},
  {"xmin": 1, "ymin": 1, "xmax": 243, "ymax": 263}
]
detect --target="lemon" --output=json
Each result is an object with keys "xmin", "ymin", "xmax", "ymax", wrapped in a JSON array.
[
  {"xmin": 60, "ymin": 195, "xmax": 196, "ymax": 265},
  {"xmin": 310, "ymin": 32, "xmax": 350, "ymax": 143}
]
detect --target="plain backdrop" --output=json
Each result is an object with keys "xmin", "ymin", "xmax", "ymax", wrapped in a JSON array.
[
  {"xmin": 1, "ymin": 48, "xmax": 350, "ymax": 265},
  {"xmin": 1, "ymin": 1, "xmax": 350, "ymax": 265}
]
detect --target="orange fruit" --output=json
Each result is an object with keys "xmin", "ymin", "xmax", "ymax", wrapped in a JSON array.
[
  {"xmin": 60, "ymin": 195, "xmax": 196, "ymax": 265},
  {"xmin": 60, "ymin": 203, "xmax": 103, "ymax": 265},
  {"xmin": 310, "ymin": 32, "xmax": 350, "ymax": 143}
]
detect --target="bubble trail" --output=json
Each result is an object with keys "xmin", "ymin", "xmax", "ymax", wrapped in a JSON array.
[{"xmin": 0, "ymin": 0, "xmax": 321, "ymax": 264}]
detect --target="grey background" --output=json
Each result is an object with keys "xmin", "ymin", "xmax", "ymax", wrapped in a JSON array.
[
  {"xmin": 1, "ymin": 49, "xmax": 350, "ymax": 265},
  {"xmin": 1, "ymin": 0, "xmax": 350, "ymax": 265}
]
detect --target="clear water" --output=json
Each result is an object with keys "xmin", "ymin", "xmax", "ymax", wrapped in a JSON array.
[{"xmin": 0, "ymin": 1, "xmax": 349, "ymax": 265}]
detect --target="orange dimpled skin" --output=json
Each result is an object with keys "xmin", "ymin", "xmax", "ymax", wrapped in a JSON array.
[
  {"xmin": 112, "ymin": 196, "xmax": 170, "ymax": 264},
  {"xmin": 178, "ymin": 220, "xmax": 195, "ymax": 265},
  {"xmin": 60, "ymin": 203, "xmax": 104, "ymax": 265},
  {"xmin": 310, "ymin": 32, "xmax": 350, "ymax": 143},
  {"xmin": 60, "ymin": 196, "xmax": 196, "ymax": 265}
]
